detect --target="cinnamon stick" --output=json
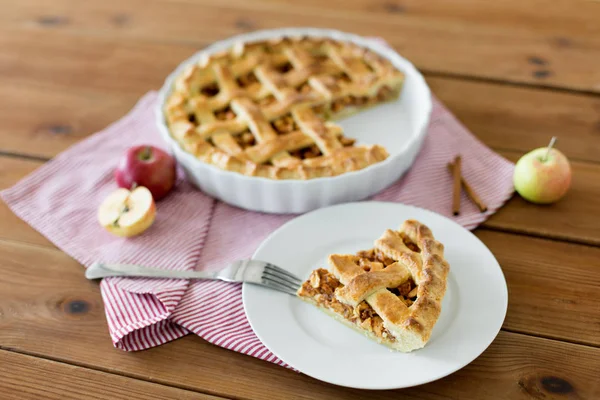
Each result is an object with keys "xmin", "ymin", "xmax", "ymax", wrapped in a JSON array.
[
  {"xmin": 447, "ymin": 162, "xmax": 488, "ymax": 213},
  {"xmin": 452, "ymin": 156, "xmax": 462, "ymax": 216}
]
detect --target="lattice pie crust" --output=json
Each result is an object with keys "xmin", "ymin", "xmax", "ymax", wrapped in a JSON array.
[
  {"xmin": 164, "ymin": 36, "xmax": 404, "ymax": 180},
  {"xmin": 298, "ymin": 220, "xmax": 449, "ymax": 352}
]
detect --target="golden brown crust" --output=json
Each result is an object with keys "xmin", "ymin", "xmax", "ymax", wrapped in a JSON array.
[
  {"xmin": 297, "ymin": 269, "xmax": 397, "ymax": 344},
  {"xmin": 335, "ymin": 262, "xmax": 411, "ymax": 305},
  {"xmin": 164, "ymin": 36, "xmax": 404, "ymax": 180},
  {"xmin": 299, "ymin": 220, "xmax": 449, "ymax": 352}
]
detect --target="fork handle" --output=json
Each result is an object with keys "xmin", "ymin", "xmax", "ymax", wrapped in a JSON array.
[{"xmin": 85, "ymin": 262, "xmax": 217, "ymax": 280}]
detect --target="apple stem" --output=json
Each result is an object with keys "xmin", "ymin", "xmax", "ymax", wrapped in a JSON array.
[
  {"xmin": 544, "ymin": 136, "xmax": 557, "ymax": 162},
  {"xmin": 141, "ymin": 146, "xmax": 152, "ymax": 161}
]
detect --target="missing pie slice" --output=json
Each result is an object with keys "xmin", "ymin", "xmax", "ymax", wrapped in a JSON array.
[
  {"xmin": 164, "ymin": 36, "xmax": 404, "ymax": 179},
  {"xmin": 297, "ymin": 220, "xmax": 449, "ymax": 352}
]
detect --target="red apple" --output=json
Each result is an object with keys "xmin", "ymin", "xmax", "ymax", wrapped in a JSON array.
[{"xmin": 115, "ymin": 145, "xmax": 176, "ymax": 200}]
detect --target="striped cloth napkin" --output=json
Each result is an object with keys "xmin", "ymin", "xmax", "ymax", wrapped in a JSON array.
[{"xmin": 1, "ymin": 91, "xmax": 514, "ymax": 366}]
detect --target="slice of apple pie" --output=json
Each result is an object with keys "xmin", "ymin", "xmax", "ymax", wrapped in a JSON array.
[{"xmin": 297, "ymin": 220, "xmax": 449, "ymax": 352}]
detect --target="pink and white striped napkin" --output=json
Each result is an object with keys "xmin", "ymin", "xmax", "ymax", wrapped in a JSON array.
[{"xmin": 1, "ymin": 91, "xmax": 514, "ymax": 366}]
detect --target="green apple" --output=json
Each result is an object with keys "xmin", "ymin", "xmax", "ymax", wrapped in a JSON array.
[{"xmin": 513, "ymin": 140, "xmax": 572, "ymax": 204}]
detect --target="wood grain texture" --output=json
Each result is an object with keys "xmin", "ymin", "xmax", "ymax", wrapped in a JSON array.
[
  {"xmin": 475, "ymin": 230, "xmax": 600, "ymax": 346},
  {"xmin": 2, "ymin": 156, "xmax": 599, "ymax": 346},
  {"xmin": 2, "ymin": 0, "xmax": 600, "ymax": 92},
  {"xmin": 1, "ymin": 33, "xmax": 599, "ymax": 162},
  {"xmin": 429, "ymin": 77, "xmax": 600, "ymax": 164},
  {"xmin": 0, "ymin": 228, "xmax": 598, "ymax": 383},
  {"xmin": 0, "ymin": 79, "xmax": 143, "ymax": 157},
  {"xmin": 0, "ymin": 27, "xmax": 193, "ymax": 96},
  {"xmin": 0, "ymin": 227, "xmax": 600, "ymax": 350},
  {"xmin": 1, "ymin": 0, "xmax": 600, "ymax": 398},
  {"xmin": 0, "ymin": 157, "xmax": 53, "ymax": 247},
  {"xmin": 483, "ymin": 151, "xmax": 600, "ymax": 246},
  {"xmin": 0, "ymin": 79, "xmax": 140, "ymax": 158},
  {"xmin": 3, "ymin": 153, "xmax": 599, "ymax": 247},
  {"xmin": 0, "ymin": 350, "xmax": 225, "ymax": 400}
]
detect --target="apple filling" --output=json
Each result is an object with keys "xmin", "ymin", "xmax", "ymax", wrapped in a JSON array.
[
  {"xmin": 268, "ymin": 114, "xmax": 357, "ymax": 160},
  {"xmin": 376, "ymin": 85, "xmax": 395, "ymax": 101},
  {"xmin": 271, "ymin": 114, "xmax": 298, "ymax": 134},
  {"xmin": 400, "ymin": 233, "xmax": 421, "ymax": 253},
  {"xmin": 298, "ymin": 82, "xmax": 315, "ymax": 95},
  {"xmin": 287, "ymin": 136, "xmax": 354, "ymax": 160},
  {"xmin": 330, "ymin": 86, "xmax": 395, "ymax": 114},
  {"xmin": 298, "ymin": 242, "xmax": 421, "ymax": 341},
  {"xmin": 257, "ymin": 95, "xmax": 277, "ymax": 107},
  {"xmin": 215, "ymin": 106, "xmax": 236, "ymax": 121},
  {"xmin": 275, "ymin": 61, "xmax": 294, "ymax": 74},
  {"xmin": 311, "ymin": 104, "xmax": 327, "ymax": 117},
  {"xmin": 234, "ymin": 130, "xmax": 256, "ymax": 150},
  {"xmin": 312, "ymin": 54, "xmax": 329, "ymax": 63},
  {"xmin": 200, "ymin": 82, "xmax": 220, "ymax": 97},
  {"xmin": 187, "ymin": 113, "xmax": 197, "ymax": 124},
  {"xmin": 334, "ymin": 72, "xmax": 352, "ymax": 84},
  {"xmin": 298, "ymin": 268, "xmax": 397, "ymax": 342},
  {"xmin": 331, "ymin": 96, "xmax": 357, "ymax": 113},
  {"xmin": 356, "ymin": 247, "xmax": 419, "ymax": 306},
  {"xmin": 236, "ymin": 71, "xmax": 259, "ymax": 88},
  {"xmin": 290, "ymin": 144, "xmax": 322, "ymax": 159},
  {"xmin": 393, "ymin": 280, "xmax": 418, "ymax": 307}
]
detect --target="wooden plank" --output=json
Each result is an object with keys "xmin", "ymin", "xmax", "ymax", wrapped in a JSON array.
[
  {"xmin": 0, "ymin": 236, "xmax": 598, "ymax": 398},
  {"xmin": 1, "ymin": 2, "xmax": 598, "ymax": 399},
  {"xmin": 0, "ymin": 227, "xmax": 596, "ymax": 348},
  {"xmin": 0, "ymin": 28, "xmax": 194, "ymax": 96},
  {"xmin": 0, "ymin": 21, "xmax": 599, "ymax": 162},
  {"xmin": 3, "ymin": 157, "xmax": 600, "ymax": 344},
  {"xmin": 431, "ymin": 331, "xmax": 600, "ymax": 400},
  {"xmin": 475, "ymin": 230, "xmax": 600, "ymax": 346},
  {"xmin": 2, "ymin": 75, "xmax": 600, "ymax": 163},
  {"xmin": 483, "ymin": 151, "xmax": 600, "ymax": 246},
  {"xmin": 2, "ymin": 0, "xmax": 600, "ymax": 92},
  {"xmin": 0, "ymin": 79, "xmax": 140, "ymax": 158},
  {"xmin": 0, "ymin": 157, "xmax": 53, "ymax": 248},
  {"xmin": 0, "ymin": 350, "xmax": 224, "ymax": 400},
  {"xmin": 428, "ymin": 77, "xmax": 600, "ymax": 164},
  {"xmin": 3, "ymin": 152, "xmax": 600, "ymax": 247}
]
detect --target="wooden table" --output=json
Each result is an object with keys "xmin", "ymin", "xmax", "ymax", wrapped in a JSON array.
[{"xmin": 1, "ymin": 1, "xmax": 599, "ymax": 399}]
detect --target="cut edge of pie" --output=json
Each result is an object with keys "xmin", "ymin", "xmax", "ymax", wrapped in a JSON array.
[
  {"xmin": 163, "ymin": 35, "xmax": 404, "ymax": 180},
  {"xmin": 297, "ymin": 219, "xmax": 450, "ymax": 352}
]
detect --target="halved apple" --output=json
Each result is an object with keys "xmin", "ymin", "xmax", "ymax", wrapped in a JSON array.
[{"xmin": 97, "ymin": 186, "xmax": 156, "ymax": 237}]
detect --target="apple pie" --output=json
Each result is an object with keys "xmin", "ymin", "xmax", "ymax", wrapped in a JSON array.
[
  {"xmin": 164, "ymin": 36, "xmax": 404, "ymax": 179},
  {"xmin": 297, "ymin": 220, "xmax": 449, "ymax": 352}
]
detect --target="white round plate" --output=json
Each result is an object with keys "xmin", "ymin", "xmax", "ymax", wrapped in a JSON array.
[{"xmin": 243, "ymin": 202, "xmax": 508, "ymax": 389}]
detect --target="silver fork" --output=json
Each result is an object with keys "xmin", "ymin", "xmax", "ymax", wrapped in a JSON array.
[{"xmin": 85, "ymin": 260, "xmax": 302, "ymax": 296}]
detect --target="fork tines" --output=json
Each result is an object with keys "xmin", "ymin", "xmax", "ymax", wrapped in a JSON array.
[{"xmin": 262, "ymin": 264, "xmax": 302, "ymax": 295}]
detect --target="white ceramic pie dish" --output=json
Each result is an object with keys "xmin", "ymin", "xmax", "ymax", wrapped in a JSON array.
[{"xmin": 155, "ymin": 28, "xmax": 432, "ymax": 214}]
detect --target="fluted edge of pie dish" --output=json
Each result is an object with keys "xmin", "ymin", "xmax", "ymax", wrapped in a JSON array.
[{"xmin": 155, "ymin": 28, "xmax": 432, "ymax": 214}]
